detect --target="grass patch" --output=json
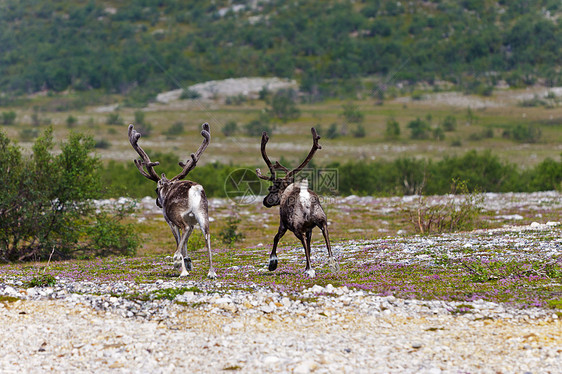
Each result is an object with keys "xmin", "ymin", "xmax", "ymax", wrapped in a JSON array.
[
  {"xmin": 24, "ymin": 274, "xmax": 57, "ymax": 288},
  {"xmin": 151, "ymin": 286, "xmax": 202, "ymax": 300},
  {"xmin": 0, "ymin": 295, "xmax": 20, "ymax": 304}
]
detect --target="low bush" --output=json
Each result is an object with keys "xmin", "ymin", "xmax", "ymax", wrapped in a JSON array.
[
  {"xmin": 408, "ymin": 117, "xmax": 431, "ymax": 139},
  {"xmin": 221, "ymin": 121, "xmax": 238, "ymax": 137},
  {"xmin": 0, "ymin": 128, "xmax": 138, "ymax": 262},
  {"xmin": 1, "ymin": 111, "xmax": 16, "ymax": 126},
  {"xmin": 409, "ymin": 180, "xmax": 484, "ymax": 234},
  {"xmin": 164, "ymin": 122, "xmax": 184, "ymax": 137},
  {"xmin": 503, "ymin": 124, "xmax": 542, "ymax": 143}
]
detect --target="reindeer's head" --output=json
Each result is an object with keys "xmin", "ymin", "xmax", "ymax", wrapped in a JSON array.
[
  {"xmin": 256, "ymin": 128, "xmax": 321, "ymax": 208},
  {"xmin": 128, "ymin": 123, "xmax": 210, "ymax": 207}
]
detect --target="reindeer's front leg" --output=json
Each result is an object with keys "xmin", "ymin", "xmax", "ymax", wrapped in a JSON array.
[{"xmin": 269, "ymin": 224, "xmax": 287, "ymax": 271}]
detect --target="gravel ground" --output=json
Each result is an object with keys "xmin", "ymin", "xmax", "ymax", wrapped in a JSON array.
[{"xmin": 1, "ymin": 279, "xmax": 561, "ymax": 373}]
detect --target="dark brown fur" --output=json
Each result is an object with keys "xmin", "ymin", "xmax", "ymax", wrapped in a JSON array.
[{"xmin": 256, "ymin": 128, "xmax": 338, "ymax": 277}]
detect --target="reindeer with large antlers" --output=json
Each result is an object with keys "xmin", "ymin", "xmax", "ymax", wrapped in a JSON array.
[
  {"xmin": 256, "ymin": 128, "xmax": 339, "ymax": 278},
  {"xmin": 128, "ymin": 123, "xmax": 216, "ymax": 279}
]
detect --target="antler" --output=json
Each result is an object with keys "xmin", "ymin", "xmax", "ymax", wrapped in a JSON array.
[
  {"xmin": 256, "ymin": 131, "xmax": 277, "ymax": 181},
  {"xmin": 128, "ymin": 124, "xmax": 160, "ymax": 182},
  {"xmin": 171, "ymin": 123, "xmax": 211, "ymax": 181},
  {"xmin": 284, "ymin": 127, "xmax": 321, "ymax": 181}
]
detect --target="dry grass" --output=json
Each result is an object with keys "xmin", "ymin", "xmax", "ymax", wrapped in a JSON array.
[{"xmin": 2, "ymin": 87, "xmax": 561, "ymax": 169}]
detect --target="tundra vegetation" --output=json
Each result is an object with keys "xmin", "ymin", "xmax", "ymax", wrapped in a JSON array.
[{"xmin": 0, "ymin": 0, "xmax": 561, "ymax": 312}]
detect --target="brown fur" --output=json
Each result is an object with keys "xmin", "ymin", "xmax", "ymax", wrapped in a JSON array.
[
  {"xmin": 128, "ymin": 123, "xmax": 216, "ymax": 279},
  {"xmin": 257, "ymin": 128, "xmax": 338, "ymax": 277}
]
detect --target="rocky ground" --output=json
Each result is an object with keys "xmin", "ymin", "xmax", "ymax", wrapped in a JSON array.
[
  {"xmin": 1, "ymin": 279, "xmax": 561, "ymax": 373},
  {"xmin": 1, "ymin": 191, "xmax": 561, "ymax": 373}
]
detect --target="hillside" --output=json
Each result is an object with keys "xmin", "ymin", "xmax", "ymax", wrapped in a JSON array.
[{"xmin": 1, "ymin": 0, "xmax": 561, "ymax": 103}]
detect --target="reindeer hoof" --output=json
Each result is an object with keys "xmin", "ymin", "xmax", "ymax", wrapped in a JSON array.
[
  {"xmin": 268, "ymin": 256, "xmax": 278, "ymax": 271},
  {"xmin": 207, "ymin": 269, "xmax": 217, "ymax": 279},
  {"xmin": 179, "ymin": 270, "xmax": 190, "ymax": 278},
  {"xmin": 304, "ymin": 268, "xmax": 316, "ymax": 278},
  {"xmin": 328, "ymin": 258, "xmax": 340, "ymax": 272},
  {"xmin": 173, "ymin": 253, "xmax": 183, "ymax": 270},
  {"xmin": 184, "ymin": 257, "xmax": 192, "ymax": 271}
]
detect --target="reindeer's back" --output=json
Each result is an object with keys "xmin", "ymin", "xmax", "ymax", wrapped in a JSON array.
[
  {"xmin": 280, "ymin": 181, "xmax": 326, "ymax": 232},
  {"xmin": 163, "ymin": 181, "xmax": 207, "ymax": 228}
]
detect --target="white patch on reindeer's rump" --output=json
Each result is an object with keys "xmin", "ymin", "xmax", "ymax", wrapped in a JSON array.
[
  {"xmin": 299, "ymin": 179, "xmax": 311, "ymax": 212},
  {"xmin": 182, "ymin": 185, "xmax": 203, "ymax": 224},
  {"xmin": 189, "ymin": 185, "xmax": 203, "ymax": 208}
]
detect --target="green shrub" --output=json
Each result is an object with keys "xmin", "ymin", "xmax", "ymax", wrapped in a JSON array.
[
  {"xmin": 225, "ymin": 94, "xmax": 247, "ymax": 105},
  {"xmin": 432, "ymin": 126, "xmax": 445, "ymax": 141},
  {"xmin": 66, "ymin": 115, "xmax": 78, "ymax": 128},
  {"xmin": 326, "ymin": 123, "xmax": 340, "ymax": 139},
  {"xmin": 0, "ymin": 128, "xmax": 138, "ymax": 262},
  {"xmin": 99, "ymin": 151, "xmax": 562, "ymax": 199},
  {"xmin": 385, "ymin": 118, "xmax": 400, "ymax": 140},
  {"xmin": 267, "ymin": 89, "xmax": 300, "ymax": 122},
  {"xmin": 221, "ymin": 121, "xmax": 238, "ymax": 137},
  {"xmin": 526, "ymin": 156, "xmax": 562, "ymax": 191},
  {"xmin": 106, "ymin": 113, "xmax": 122, "ymax": 126},
  {"xmin": 441, "ymin": 115, "xmax": 457, "ymax": 131},
  {"xmin": 84, "ymin": 212, "xmax": 138, "ymax": 258},
  {"xmin": 94, "ymin": 139, "xmax": 111, "ymax": 149},
  {"xmin": 408, "ymin": 118, "xmax": 431, "ymax": 139},
  {"xmin": 1, "ymin": 111, "xmax": 16, "ymax": 126},
  {"xmin": 19, "ymin": 128, "xmax": 39, "ymax": 141},
  {"xmin": 342, "ymin": 102, "xmax": 364, "ymax": 124},
  {"xmin": 352, "ymin": 124, "xmax": 366, "ymax": 138},
  {"xmin": 245, "ymin": 119, "xmax": 271, "ymax": 137},
  {"xmin": 468, "ymin": 128, "xmax": 494, "ymax": 141},
  {"xmin": 25, "ymin": 274, "xmax": 57, "ymax": 288},
  {"xmin": 164, "ymin": 122, "xmax": 184, "ymax": 137},
  {"xmin": 504, "ymin": 124, "xmax": 542, "ymax": 143},
  {"xmin": 218, "ymin": 215, "xmax": 244, "ymax": 247},
  {"xmin": 180, "ymin": 89, "xmax": 201, "ymax": 100}
]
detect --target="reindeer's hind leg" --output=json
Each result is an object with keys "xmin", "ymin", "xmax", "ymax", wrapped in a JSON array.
[
  {"xmin": 180, "ymin": 225, "xmax": 194, "ymax": 271},
  {"xmin": 194, "ymin": 210, "xmax": 216, "ymax": 279},
  {"xmin": 320, "ymin": 222, "xmax": 339, "ymax": 272},
  {"xmin": 167, "ymin": 220, "xmax": 187, "ymax": 272},
  {"xmin": 299, "ymin": 230, "xmax": 315, "ymax": 278},
  {"xmin": 176, "ymin": 230, "xmax": 192, "ymax": 277},
  {"xmin": 269, "ymin": 224, "xmax": 287, "ymax": 271}
]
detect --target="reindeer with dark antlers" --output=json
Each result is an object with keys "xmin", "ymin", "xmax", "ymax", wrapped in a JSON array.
[
  {"xmin": 128, "ymin": 123, "xmax": 216, "ymax": 279},
  {"xmin": 256, "ymin": 128, "xmax": 339, "ymax": 278}
]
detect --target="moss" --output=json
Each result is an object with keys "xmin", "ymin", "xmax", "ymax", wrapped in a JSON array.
[{"xmin": 0, "ymin": 295, "xmax": 20, "ymax": 304}]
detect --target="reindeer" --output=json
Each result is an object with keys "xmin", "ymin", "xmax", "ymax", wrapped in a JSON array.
[
  {"xmin": 256, "ymin": 128, "xmax": 339, "ymax": 278},
  {"xmin": 128, "ymin": 123, "xmax": 216, "ymax": 279}
]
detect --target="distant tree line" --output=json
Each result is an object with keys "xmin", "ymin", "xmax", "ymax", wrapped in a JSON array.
[
  {"xmin": 0, "ymin": 0, "xmax": 561, "ymax": 103},
  {"xmin": 100, "ymin": 150, "xmax": 562, "ymax": 199}
]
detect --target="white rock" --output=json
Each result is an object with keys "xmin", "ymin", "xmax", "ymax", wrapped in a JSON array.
[{"xmin": 294, "ymin": 360, "xmax": 318, "ymax": 374}]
